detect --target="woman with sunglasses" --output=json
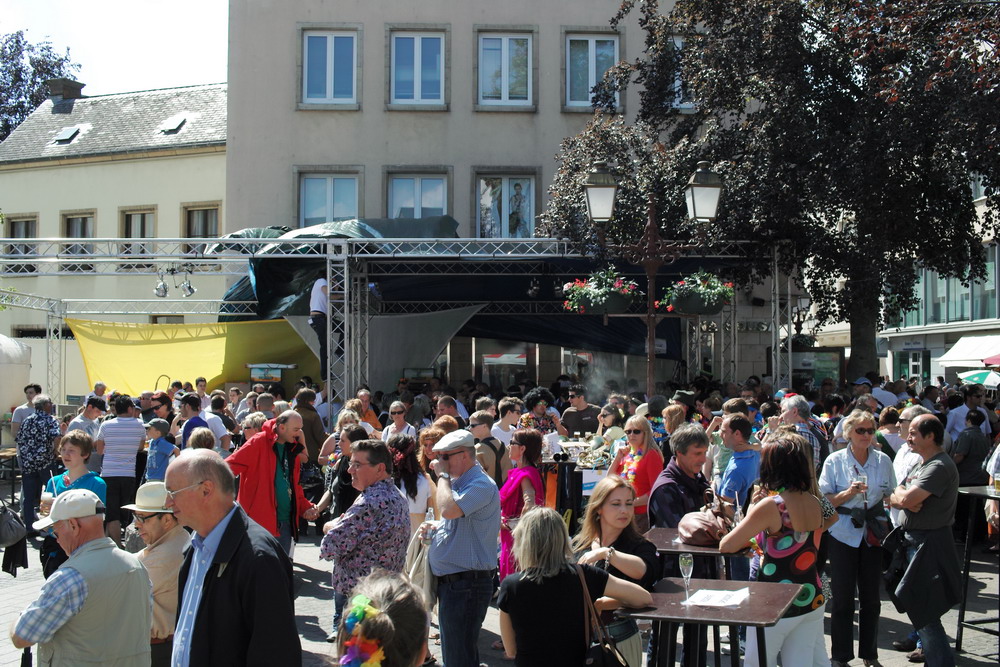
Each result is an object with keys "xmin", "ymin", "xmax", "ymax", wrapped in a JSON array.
[
  {"xmin": 382, "ymin": 401, "xmax": 417, "ymax": 442},
  {"xmin": 819, "ymin": 409, "xmax": 895, "ymax": 667},
  {"xmin": 595, "ymin": 403, "xmax": 626, "ymax": 448},
  {"xmin": 499, "ymin": 429, "xmax": 545, "ymax": 581},
  {"xmin": 609, "ymin": 415, "xmax": 664, "ymax": 533}
]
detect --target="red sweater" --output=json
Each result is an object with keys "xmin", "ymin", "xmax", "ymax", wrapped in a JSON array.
[
  {"xmin": 612, "ymin": 447, "xmax": 665, "ymax": 515},
  {"xmin": 227, "ymin": 419, "xmax": 311, "ymax": 537}
]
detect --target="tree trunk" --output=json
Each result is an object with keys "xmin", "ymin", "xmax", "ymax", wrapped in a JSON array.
[{"xmin": 845, "ymin": 286, "xmax": 880, "ymax": 381}]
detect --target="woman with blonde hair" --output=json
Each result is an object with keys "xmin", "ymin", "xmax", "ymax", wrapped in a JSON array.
[
  {"xmin": 663, "ymin": 404, "xmax": 687, "ymax": 436},
  {"xmin": 317, "ymin": 409, "xmax": 361, "ymax": 466},
  {"xmin": 609, "ymin": 414, "xmax": 664, "ymax": 533},
  {"xmin": 417, "ymin": 426, "xmax": 445, "ymax": 484},
  {"xmin": 497, "ymin": 507, "xmax": 651, "ymax": 665},
  {"xmin": 572, "ymin": 476, "xmax": 660, "ymax": 666}
]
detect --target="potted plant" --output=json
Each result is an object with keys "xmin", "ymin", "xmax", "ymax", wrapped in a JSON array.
[
  {"xmin": 658, "ymin": 270, "xmax": 734, "ymax": 315},
  {"xmin": 562, "ymin": 267, "xmax": 642, "ymax": 315}
]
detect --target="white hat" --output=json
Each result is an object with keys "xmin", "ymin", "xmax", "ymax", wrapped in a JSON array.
[
  {"xmin": 33, "ymin": 488, "xmax": 105, "ymax": 531},
  {"xmin": 122, "ymin": 482, "xmax": 173, "ymax": 514},
  {"xmin": 432, "ymin": 429, "xmax": 475, "ymax": 453}
]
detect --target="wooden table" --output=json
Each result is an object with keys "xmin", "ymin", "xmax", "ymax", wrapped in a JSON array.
[
  {"xmin": 0, "ymin": 448, "xmax": 17, "ymax": 504},
  {"xmin": 645, "ymin": 527, "xmax": 727, "ymax": 557},
  {"xmin": 622, "ymin": 578, "xmax": 801, "ymax": 667},
  {"xmin": 956, "ymin": 486, "xmax": 1000, "ymax": 653}
]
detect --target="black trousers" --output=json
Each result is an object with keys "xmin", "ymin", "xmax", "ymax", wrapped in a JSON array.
[{"xmin": 828, "ymin": 536, "xmax": 883, "ymax": 661}]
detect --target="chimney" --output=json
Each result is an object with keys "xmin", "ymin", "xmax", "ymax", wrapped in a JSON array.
[{"xmin": 47, "ymin": 78, "xmax": 86, "ymax": 101}]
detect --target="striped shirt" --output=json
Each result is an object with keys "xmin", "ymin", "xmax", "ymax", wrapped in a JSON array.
[{"xmin": 96, "ymin": 417, "xmax": 147, "ymax": 477}]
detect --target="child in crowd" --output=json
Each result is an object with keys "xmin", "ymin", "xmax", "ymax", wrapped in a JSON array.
[{"xmin": 144, "ymin": 418, "xmax": 179, "ymax": 482}]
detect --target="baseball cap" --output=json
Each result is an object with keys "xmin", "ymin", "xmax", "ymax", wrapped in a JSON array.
[
  {"xmin": 122, "ymin": 482, "xmax": 172, "ymax": 514},
  {"xmin": 852, "ymin": 377, "xmax": 873, "ymax": 386},
  {"xmin": 432, "ymin": 429, "xmax": 475, "ymax": 453},
  {"xmin": 144, "ymin": 418, "xmax": 171, "ymax": 434},
  {"xmin": 33, "ymin": 489, "xmax": 105, "ymax": 531}
]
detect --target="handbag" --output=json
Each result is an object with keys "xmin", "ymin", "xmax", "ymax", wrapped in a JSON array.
[
  {"xmin": 575, "ymin": 564, "xmax": 628, "ymax": 667},
  {"xmin": 864, "ymin": 509, "xmax": 893, "ymax": 549},
  {"xmin": 678, "ymin": 489, "xmax": 734, "ymax": 547},
  {"xmin": 0, "ymin": 497, "xmax": 27, "ymax": 548}
]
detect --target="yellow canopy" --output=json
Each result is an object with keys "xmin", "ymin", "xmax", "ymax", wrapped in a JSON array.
[{"xmin": 67, "ymin": 318, "xmax": 319, "ymax": 395}]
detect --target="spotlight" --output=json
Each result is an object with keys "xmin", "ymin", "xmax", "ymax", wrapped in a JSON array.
[
  {"xmin": 180, "ymin": 279, "xmax": 196, "ymax": 297},
  {"xmin": 526, "ymin": 278, "xmax": 540, "ymax": 298},
  {"xmin": 154, "ymin": 272, "xmax": 168, "ymax": 298}
]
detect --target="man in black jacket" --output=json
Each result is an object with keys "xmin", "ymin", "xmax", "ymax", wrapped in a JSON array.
[{"xmin": 165, "ymin": 449, "xmax": 300, "ymax": 666}]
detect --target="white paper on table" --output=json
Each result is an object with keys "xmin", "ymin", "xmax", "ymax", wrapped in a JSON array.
[{"xmin": 681, "ymin": 587, "xmax": 749, "ymax": 607}]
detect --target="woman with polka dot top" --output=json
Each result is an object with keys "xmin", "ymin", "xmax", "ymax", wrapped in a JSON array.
[{"xmin": 720, "ymin": 432, "xmax": 836, "ymax": 667}]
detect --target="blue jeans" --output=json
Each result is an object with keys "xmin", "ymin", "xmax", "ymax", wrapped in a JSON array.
[
  {"xmin": 916, "ymin": 619, "xmax": 954, "ymax": 667},
  {"xmin": 277, "ymin": 521, "xmax": 293, "ymax": 554},
  {"xmin": 332, "ymin": 591, "xmax": 347, "ymax": 634},
  {"xmin": 20, "ymin": 467, "xmax": 53, "ymax": 531},
  {"xmin": 437, "ymin": 576, "xmax": 493, "ymax": 667}
]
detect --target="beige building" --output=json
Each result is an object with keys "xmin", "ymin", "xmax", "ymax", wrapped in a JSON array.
[
  {"xmin": 226, "ymin": 0, "xmax": 654, "ymax": 236},
  {"xmin": 0, "ymin": 80, "xmax": 227, "ymax": 398}
]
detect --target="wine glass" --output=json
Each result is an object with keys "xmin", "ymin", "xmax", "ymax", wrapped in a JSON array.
[{"xmin": 679, "ymin": 552, "xmax": 694, "ymax": 601}]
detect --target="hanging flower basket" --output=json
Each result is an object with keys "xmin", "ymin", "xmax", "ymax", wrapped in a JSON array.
[
  {"xmin": 658, "ymin": 271, "xmax": 734, "ymax": 315},
  {"xmin": 563, "ymin": 268, "xmax": 641, "ymax": 315}
]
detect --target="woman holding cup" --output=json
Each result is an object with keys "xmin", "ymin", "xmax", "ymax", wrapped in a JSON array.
[
  {"xmin": 819, "ymin": 410, "xmax": 895, "ymax": 667},
  {"xmin": 39, "ymin": 430, "xmax": 108, "ymax": 576}
]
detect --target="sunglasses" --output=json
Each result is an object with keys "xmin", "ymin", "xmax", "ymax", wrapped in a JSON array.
[
  {"xmin": 390, "ymin": 410, "xmax": 405, "ymax": 415},
  {"xmin": 568, "ymin": 394, "xmax": 579, "ymax": 399},
  {"xmin": 625, "ymin": 429, "xmax": 643, "ymax": 435},
  {"xmin": 536, "ymin": 401, "xmax": 548, "ymax": 407},
  {"xmin": 438, "ymin": 450, "xmax": 466, "ymax": 462},
  {"xmin": 854, "ymin": 428, "xmax": 876, "ymax": 435},
  {"xmin": 469, "ymin": 422, "xmax": 486, "ymax": 428}
]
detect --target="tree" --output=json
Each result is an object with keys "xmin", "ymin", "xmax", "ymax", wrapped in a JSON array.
[
  {"xmin": 539, "ymin": 0, "xmax": 999, "ymax": 379},
  {"xmin": 0, "ymin": 30, "xmax": 80, "ymax": 142}
]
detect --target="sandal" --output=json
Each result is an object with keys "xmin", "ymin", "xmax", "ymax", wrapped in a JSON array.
[{"xmin": 491, "ymin": 640, "xmax": 505, "ymax": 651}]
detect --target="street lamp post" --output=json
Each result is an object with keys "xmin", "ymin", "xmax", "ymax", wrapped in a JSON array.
[{"xmin": 584, "ymin": 161, "xmax": 723, "ymax": 398}]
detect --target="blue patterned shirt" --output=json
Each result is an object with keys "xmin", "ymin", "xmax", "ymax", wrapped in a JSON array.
[
  {"xmin": 15, "ymin": 410, "xmax": 60, "ymax": 474},
  {"xmin": 14, "ymin": 566, "xmax": 88, "ymax": 644}
]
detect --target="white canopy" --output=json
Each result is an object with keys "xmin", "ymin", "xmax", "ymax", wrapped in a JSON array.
[{"xmin": 938, "ymin": 334, "xmax": 1000, "ymax": 368}]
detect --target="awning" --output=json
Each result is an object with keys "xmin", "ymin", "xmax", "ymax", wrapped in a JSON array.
[{"xmin": 937, "ymin": 335, "xmax": 1000, "ymax": 368}]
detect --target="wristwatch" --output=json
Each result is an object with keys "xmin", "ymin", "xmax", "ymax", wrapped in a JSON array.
[{"xmin": 438, "ymin": 472, "xmax": 451, "ymax": 481}]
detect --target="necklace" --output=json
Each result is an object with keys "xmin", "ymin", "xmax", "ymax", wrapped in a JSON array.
[{"xmin": 622, "ymin": 448, "xmax": 644, "ymax": 486}]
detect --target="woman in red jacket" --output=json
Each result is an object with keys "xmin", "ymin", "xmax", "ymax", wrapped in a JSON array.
[{"xmin": 609, "ymin": 415, "xmax": 665, "ymax": 533}]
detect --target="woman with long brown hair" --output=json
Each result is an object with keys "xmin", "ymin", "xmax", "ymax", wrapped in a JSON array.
[{"xmin": 572, "ymin": 476, "xmax": 660, "ymax": 667}]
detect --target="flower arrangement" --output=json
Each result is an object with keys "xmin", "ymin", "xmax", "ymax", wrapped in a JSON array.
[
  {"xmin": 562, "ymin": 267, "xmax": 641, "ymax": 314},
  {"xmin": 657, "ymin": 270, "xmax": 734, "ymax": 313}
]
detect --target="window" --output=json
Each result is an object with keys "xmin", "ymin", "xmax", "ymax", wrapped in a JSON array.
[
  {"xmin": 303, "ymin": 31, "xmax": 357, "ymax": 104},
  {"xmin": 300, "ymin": 174, "xmax": 359, "ymax": 226},
  {"xmin": 947, "ymin": 275, "xmax": 971, "ymax": 322},
  {"xmin": 973, "ymin": 245, "xmax": 997, "ymax": 320},
  {"xmin": 478, "ymin": 34, "xmax": 531, "ymax": 106},
  {"xmin": 565, "ymin": 34, "xmax": 618, "ymax": 107},
  {"xmin": 391, "ymin": 33, "xmax": 444, "ymax": 104},
  {"xmin": 120, "ymin": 210, "xmax": 154, "ymax": 270},
  {"xmin": 63, "ymin": 214, "xmax": 94, "ymax": 272},
  {"xmin": 389, "ymin": 176, "xmax": 446, "ymax": 218},
  {"xmin": 925, "ymin": 271, "xmax": 946, "ymax": 324},
  {"xmin": 477, "ymin": 175, "xmax": 534, "ymax": 238},
  {"xmin": 670, "ymin": 36, "xmax": 694, "ymax": 109},
  {"xmin": 185, "ymin": 207, "xmax": 219, "ymax": 255},
  {"xmin": 3, "ymin": 217, "xmax": 37, "ymax": 274},
  {"xmin": 971, "ymin": 173, "xmax": 986, "ymax": 201}
]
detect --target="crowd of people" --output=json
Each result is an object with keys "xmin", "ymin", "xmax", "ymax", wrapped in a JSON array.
[{"xmin": 5, "ymin": 369, "xmax": 999, "ymax": 666}]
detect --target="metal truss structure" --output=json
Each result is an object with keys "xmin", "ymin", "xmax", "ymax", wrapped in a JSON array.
[{"xmin": 0, "ymin": 236, "xmax": 780, "ymax": 401}]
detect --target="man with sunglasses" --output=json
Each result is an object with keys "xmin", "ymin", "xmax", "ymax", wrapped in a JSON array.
[
  {"xmin": 124, "ymin": 481, "xmax": 190, "ymax": 666},
  {"xmin": 944, "ymin": 383, "xmax": 990, "ymax": 443},
  {"xmin": 420, "ymin": 429, "xmax": 501, "ymax": 667},
  {"xmin": 560, "ymin": 383, "xmax": 601, "ymax": 437}
]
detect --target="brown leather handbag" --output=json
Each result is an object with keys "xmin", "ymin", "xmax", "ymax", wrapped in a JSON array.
[{"xmin": 677, "ymin": 489, "xmax": 735, "ymax": 547}]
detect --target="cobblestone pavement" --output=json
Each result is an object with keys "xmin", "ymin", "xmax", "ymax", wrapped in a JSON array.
[{"xmin": 2, "ymin": 524, "xmax": 996, "ymax": 666}]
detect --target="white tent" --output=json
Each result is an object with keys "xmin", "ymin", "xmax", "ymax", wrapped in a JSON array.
[{"xmin": 937, "ymin": 334, "xmax": 1000, "ymax": 368}]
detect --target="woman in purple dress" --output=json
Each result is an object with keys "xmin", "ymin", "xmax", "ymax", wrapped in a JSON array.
[{"xmin": 499, "ymin": 428, "xmax": 545, "ymax": 580}]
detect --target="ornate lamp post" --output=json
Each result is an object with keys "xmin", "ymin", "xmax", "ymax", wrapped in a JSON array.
[{"xmin": 584, "ymin": 160, "xmax": 723, "ymax": 398}]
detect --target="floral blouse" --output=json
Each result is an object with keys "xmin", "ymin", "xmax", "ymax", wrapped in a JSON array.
[
  {"xmin": 518, "ymin": 412, "xmax": 558, "ymax": 435},
  {"xmin": 319, "ymin": 477, "xmax": 410, "ymax": 595}
]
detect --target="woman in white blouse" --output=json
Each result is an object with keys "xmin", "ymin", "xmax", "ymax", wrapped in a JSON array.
[{"xmin": 382, "ymin": 401, "xmax": 417, "ymax": 442}]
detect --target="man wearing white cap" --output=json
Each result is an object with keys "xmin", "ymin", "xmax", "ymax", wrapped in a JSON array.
[
  {"xmin": 10, "ymin": 489, "xmax": 152, "ymax": 666},
  {"xmin": 124, "ymin": 482, "xmax": 191, "ymax": 666},
  {"xmin": 419, "ymin": 429, "xmax": 501, "ymax": 667}
]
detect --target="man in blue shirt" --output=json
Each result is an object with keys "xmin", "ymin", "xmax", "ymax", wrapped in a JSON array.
[
  {"xmin": 165, "ymin": 449, "xmax": 300, "ymax": 666},
  {"xmin": 421, "ymin": 429, "xmax": 501, "ymax": 667},
  {"xmin": 719, "ymin": 414, "xmax": 760, "ymax": 595}
]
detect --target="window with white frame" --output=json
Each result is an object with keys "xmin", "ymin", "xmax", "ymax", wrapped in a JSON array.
[
  {"xmin": 303, "ymin": 31, "xmax": 357, "ymax": 104},
  {"xmin": 63, "ymin": 213, "xmax": 94, "ymax": 272},
  {"xmin": 477, "ymin": 175, "xmax": 534, "ymax": 238},
  {"xmin": 391, "ymin": 32, "xmax": 444, "ymax": 104},
  {"xmin": 565, "ymin": 34, "xmax": 618, "ymax": 107},
  {"xmin": 479, "ymin": 34, "xmax": 531, "ymax": 105},
  {"xmin": 300, "ymin": 174, "xmax": 359, "ymax": 226},
  {"xmin": 389, "ymin": 175, "xmax": 446, "ymax": 218},
  {"xmin": 4, "ymin": 216, "xmax": 37, "ymax": 274},
  {"xmin": 120, "ymin": 210, "xmax": 154, "ymax": 270}
]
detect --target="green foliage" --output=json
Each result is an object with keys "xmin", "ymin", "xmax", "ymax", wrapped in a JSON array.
[
  {"xmin": 658, "ymin": 271, "xmax": 735, "ymax": 311},
  {"xmin": 1, "ymin": 30, "xmax": 80, "ymax": 141},
  {"xmin": 562, "ymin": 267, "xmax": 642, "ymax": 314}
]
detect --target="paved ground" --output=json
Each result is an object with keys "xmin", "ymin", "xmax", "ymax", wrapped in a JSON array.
[{"xmin": 2, "ymin": 521, "xmax": 996, "ymax": 666}]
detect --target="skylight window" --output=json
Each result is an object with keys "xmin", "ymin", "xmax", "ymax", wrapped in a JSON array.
[
  {"xmin": 158, "ymin": 114, "xmax": 187, "ymax": 134},
  {"xmin": 53, "ymin": 126, "xmax": 80, "ymax": 143}
]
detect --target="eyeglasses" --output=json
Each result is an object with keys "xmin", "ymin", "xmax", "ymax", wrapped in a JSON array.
[
  {"xmin": 568, "ymin": 394, "xmax": 579, "ymax": 399},
  {"xmin": 536, "ymin": 401, "xmax": 548, "ymax": 407},
  {"xmin": 390, "ymin": 411, "xmax": 405, "ymax": 415},
  {"xmin": 165, "ymin": 480, "xmax": 205, "ymax": 500},
  {"xmin": 133, "ymin": 512, "xmax": 165, "ymax": 524},
  {"xmin": 438, "ymin": 450, "xmax": 467, "ymax": 462},
  {"xmin": 347, "ymin": 460, "xmax": 374, "ymax": 470},
  {"xmin": 854, "ymin": 428, "xmax": 876, "ymax": 435},
  {"xmin": 625, "ymin": 429, "xmax": 643, "ymax": 435},
  {"xmin": 469, "ymin": 422, "xmax": 486, "ymax": 428}
]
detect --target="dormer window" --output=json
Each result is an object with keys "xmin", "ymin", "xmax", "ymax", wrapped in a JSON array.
[{"xmin": 158, "ymin": 114, "xmax": 187, "ymax": 134}]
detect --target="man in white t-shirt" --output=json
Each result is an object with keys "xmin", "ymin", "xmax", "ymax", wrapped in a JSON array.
[
  {"xmin": 945, "ymin": 383, "xmax": 991, "ymax": 442},
  {"xmin": 83, "ymin": 381, "xmax": 108, "ymax": 406},
  {"xmin": 491, "ymin": 396, "xmax": 523, "ymax": 446},
  {"xmin": 10, "ymin": 382, "xmax": 41, "ymax": 440},
  {"xmin": 68, "ymin": 397, "xmax": 107, "ymax": 473},
  {"xmin": 95, "ymin": 395, "xmax": 148, "ymax": 546}
]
